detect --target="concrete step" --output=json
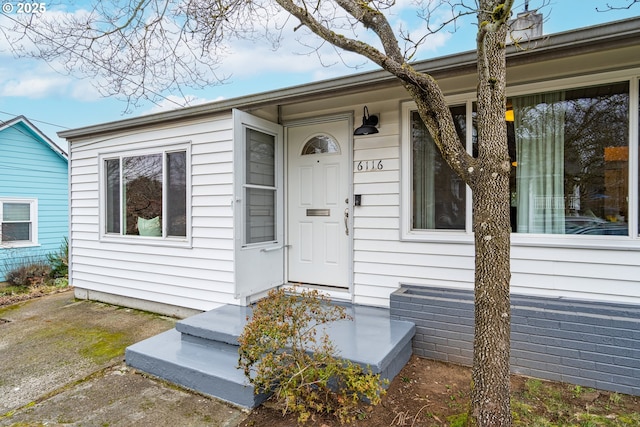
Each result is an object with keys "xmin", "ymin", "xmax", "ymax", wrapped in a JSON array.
[
  {"xmin": 176, "ymin": 304, "xmax": 250, "ymax": 346},
  {"xmin": 126, "ymin": 303, "xmax": 415, "ymax": 409},
  {"xmin": 126, "ymin": 329, "xmax": 266, "ymax": 409}
]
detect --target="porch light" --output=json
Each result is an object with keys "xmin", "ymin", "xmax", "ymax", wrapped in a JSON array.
[{"xmin": 354, "ymin": 106, "xmax": 379, "ymax": 135}]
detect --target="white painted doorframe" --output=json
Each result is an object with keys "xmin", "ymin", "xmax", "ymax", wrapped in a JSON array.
[{"xmin": 284, "ymin": 113, "xmax": 354, "ymax": 293}]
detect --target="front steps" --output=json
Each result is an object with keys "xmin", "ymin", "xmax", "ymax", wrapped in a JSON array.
[{"xmin": 126, "ymin": 303, "xmax": 415, "ymax": 408}]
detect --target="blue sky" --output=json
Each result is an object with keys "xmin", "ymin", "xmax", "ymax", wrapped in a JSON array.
[{"xmin": 0, "ymin": 0, "xmax": 638, "ymax": 150}]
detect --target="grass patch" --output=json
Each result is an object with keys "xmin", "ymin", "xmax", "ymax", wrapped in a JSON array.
[
  {"xmin": 30, "ymin": 325, "xmax": 130, "ymax": 365},
  {"xmin": 511, "ymin": 378, "xmax": 640, "ymax": 426},
  {"xmin": 0, "ymin": 278, "xmax": 69, "ymax": 308}
]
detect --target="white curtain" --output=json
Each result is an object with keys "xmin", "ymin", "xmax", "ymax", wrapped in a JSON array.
[
  {"xmin": 515, "ymin": 92, "xmax": 566, "ymax": 234},
  {"xmin": 412, "ymin": 114, "xmax": 436, "ymax": 229}
]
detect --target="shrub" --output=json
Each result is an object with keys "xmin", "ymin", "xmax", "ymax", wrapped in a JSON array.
[
  {"xmin": 47, "ymin": 237, "xmax": 69, "ymax": 278},
  {"xmin": 237, "ymin": 287, "xmax": 386, "ymax": 424},
  {"xmin": 4, "ymin": 257, "xmax": 51, "ymax": 287}
]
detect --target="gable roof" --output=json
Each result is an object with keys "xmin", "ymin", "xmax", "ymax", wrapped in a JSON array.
[
  {"xmin": 59, "ymin": 15, "xmax": 640, "ymax": 142},
  {"xmin": 1, "ymin": 115, "xmax": 68, "ymax": 161}
]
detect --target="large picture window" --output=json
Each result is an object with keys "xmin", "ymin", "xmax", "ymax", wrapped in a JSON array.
[
  {"xmin": 0, "ymin": 199, "xmax": 37, "ymax": 245},
  {"xmin": 104, "ymin": 149, "xmax": 188, "ymax": 238},
  {"xmin": 508, "ymin": 82, "xmax": 629, "ymax": 235},
  {"xmin": 404, "ymin": 79, "xmax": 634, "ymax": 240}
]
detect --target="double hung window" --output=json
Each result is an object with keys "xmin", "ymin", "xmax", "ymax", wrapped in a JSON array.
[
  {"xmin": 0, "ymin": 199, "xmax": 37, "ymax": 245},
  {"xmin": 103, "ymin": 148, "xmax": 188, "ymax": 239}
]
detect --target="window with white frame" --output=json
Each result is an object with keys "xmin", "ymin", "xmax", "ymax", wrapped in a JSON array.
[
  {"xmin": 243, "ymin": 128, "xmax": 277, "ymax": 245},
  {"xmin": 103, "ymin": 148, "xmax": 188, "ymax": 238},
  {"xmin": 404, "ymin": 78, "xmax": 636, "ymax": 239},
  {"xmin": 0, "ymin": 199, "xmax": 38, "ymax": 246},
  {"xmin": 507, "ymin": 81, "xmax": 630, "ymax": 235},
  {"xmin": 410, "ymin": 105, "xmax": 469, "ymax": 230}
]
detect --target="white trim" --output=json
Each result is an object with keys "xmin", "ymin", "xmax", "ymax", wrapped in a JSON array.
[
  {"xmin": 400, "ymin": 70, "xmax": 640, "ymax": 250},
  {"xmin": 505, "ymin": 68, "xmax": 640, "ymax": 98},
  {"xmin": 97, "ymin": 143, "xmax": 192, "ymax": 247},
  {"xmin": 400, "ymin": 101, "xmax": 473, "ymax": 242},
  {"xmin": 0, "ymin": 116, "xmax": 68, "ymax": 158},
  {"xmin": 629, "ymin": 76, "xmax": 639, "ymax": 239},
  {"xmin": 0, "ymin": 198, "xmax": 39, "ymax": 247}
]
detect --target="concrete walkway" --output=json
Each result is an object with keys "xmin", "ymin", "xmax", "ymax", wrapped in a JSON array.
[{"xmin": 0, "ymin": 290, "xmax": 247, "ymax": 426}]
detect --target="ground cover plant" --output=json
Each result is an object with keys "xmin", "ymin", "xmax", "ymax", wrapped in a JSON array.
[{"xmin": 237, "ymin": 287, "xmax": 387, "ymax": 424}]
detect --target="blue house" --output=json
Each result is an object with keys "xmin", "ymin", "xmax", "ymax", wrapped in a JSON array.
[{"xmin": 0, "ymin": 116, "xmax": 68, "ymax": 281}]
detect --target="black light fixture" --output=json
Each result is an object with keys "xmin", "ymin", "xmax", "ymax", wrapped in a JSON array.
[{"xmin": 354, "ymin": 106, "xmax": 379, "ymax": 135}]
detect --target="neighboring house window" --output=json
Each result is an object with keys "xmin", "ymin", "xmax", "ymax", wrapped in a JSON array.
[
  {"xmin": 0, "ymin": 199, "xmax": 38, "ymax": 246},
  {"xmin": 103, "ymin": 148, "xmax": 188, "ymax": 238},
  {"xmin": 403, "ymin": 79, "xmax": 633, "ymax": 239}
]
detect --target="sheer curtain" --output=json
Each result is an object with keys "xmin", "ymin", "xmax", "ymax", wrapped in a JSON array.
[
  {"xmin": 514, "ymin": 91, "xmax": 566, "ymax": 234},
  {"xmin": 412, "ymin": 115, "xmax": 436, "ymax": 229}
]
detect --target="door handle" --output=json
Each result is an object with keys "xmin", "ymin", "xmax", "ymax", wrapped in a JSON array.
[{"xmin": 344, "ymin": 208, "xmax": 349, "ymax": 236}]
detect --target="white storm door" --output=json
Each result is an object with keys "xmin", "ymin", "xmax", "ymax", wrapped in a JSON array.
[
  {"xmin": 287, "ymin": 117, "xmax": 351, "ymax": 288},
  {"xmin": 233, "ymin": 109, "xmax": 284, "ymax": 300}
]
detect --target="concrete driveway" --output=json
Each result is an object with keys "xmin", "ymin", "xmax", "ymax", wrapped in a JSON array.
[{"xmin": 0, "ymin": 290, "xmax": 247, "ymax": 426}]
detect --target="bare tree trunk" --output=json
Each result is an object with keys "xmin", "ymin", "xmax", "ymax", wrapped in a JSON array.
[
  {"xmin": 470, "ymin": 177, "xmax": 512, "ymax": 426},
  {"xmin": 470, "ymin": 5, "xmax": 513, "ymax": 425}
]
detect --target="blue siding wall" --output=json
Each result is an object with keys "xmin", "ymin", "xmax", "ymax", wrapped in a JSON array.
[
  {"xmin": 391, "ymin": 285, "xmax": 640, "ymax": 397},
  {"xmin": 0, "ymin": 121, "xmax": 68, "ymax": 281}
]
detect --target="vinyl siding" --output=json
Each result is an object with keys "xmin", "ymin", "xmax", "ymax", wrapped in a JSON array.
[
  {"xmin": 286, "ymin": 71, "xmax": 640, "ymax": 308},
  {"xmin": 69, "ymin": 114, "xmax": 237, "ymax": 311},
  {"xmin": 63, "ymin": 30, "xmax": 640, "ymax": 311},
  {"xmin": 0, "ymin": 121, "xmax": 68, "ymax": 281},
  {"xmin": 346, "ymin": 95, "xmax": 475, "ymax": 307}
]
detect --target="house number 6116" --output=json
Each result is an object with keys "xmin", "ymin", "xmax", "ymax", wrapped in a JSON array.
[{"xmin": 356, "ymin": 160, "xmax": 383, "ymax": 172}]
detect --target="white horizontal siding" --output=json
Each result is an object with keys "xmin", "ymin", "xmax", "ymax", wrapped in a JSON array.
[
  {"xmin": 69, "ymin": 114, "xmax": 239, "ymax": 310},
  {"xmin": 343, "ymin": 88, "xmax": 640, "ymax": 308},
  {"xmin": 64, "ymin": 58, "xmax": 640, "ymax": 312},
  {"xmin": 71, "ymin": 272, "xmax": 237, "ymax": 310}
]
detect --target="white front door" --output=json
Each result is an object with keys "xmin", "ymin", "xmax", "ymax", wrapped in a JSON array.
[
  {"xmin": 233, "ymin": 110, "xmax": 284, "ymax": 301},
  {"xmin": 287, "ymin": 116, "xmax": 351, "ymax": 288}
]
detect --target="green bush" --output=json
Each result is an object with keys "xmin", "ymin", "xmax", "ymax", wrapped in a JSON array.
[
  {"xmin": 237, "ymin": 287, "xmax": 386, "ymax": 424},
  {"xmin": 47, "ymin": 237, "xmax": 69, "ymax": 278}
]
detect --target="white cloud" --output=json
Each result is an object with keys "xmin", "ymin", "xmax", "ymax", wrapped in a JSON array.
[
  {"xmin": 0, "ymin": 57, "xmax": 104, "ymax": 101},
  {"xmin": 0, "ymin": 74, "xmax": 68, "ymax": 98},
  {"xmin": 210, "ymin": 2, "xmax": 462, "ymax": 84}
]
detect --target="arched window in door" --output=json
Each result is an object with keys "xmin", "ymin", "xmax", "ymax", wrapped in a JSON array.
[{"xmin": 301, "ymin": 134, "xmax": 340, "ymax": 155}]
